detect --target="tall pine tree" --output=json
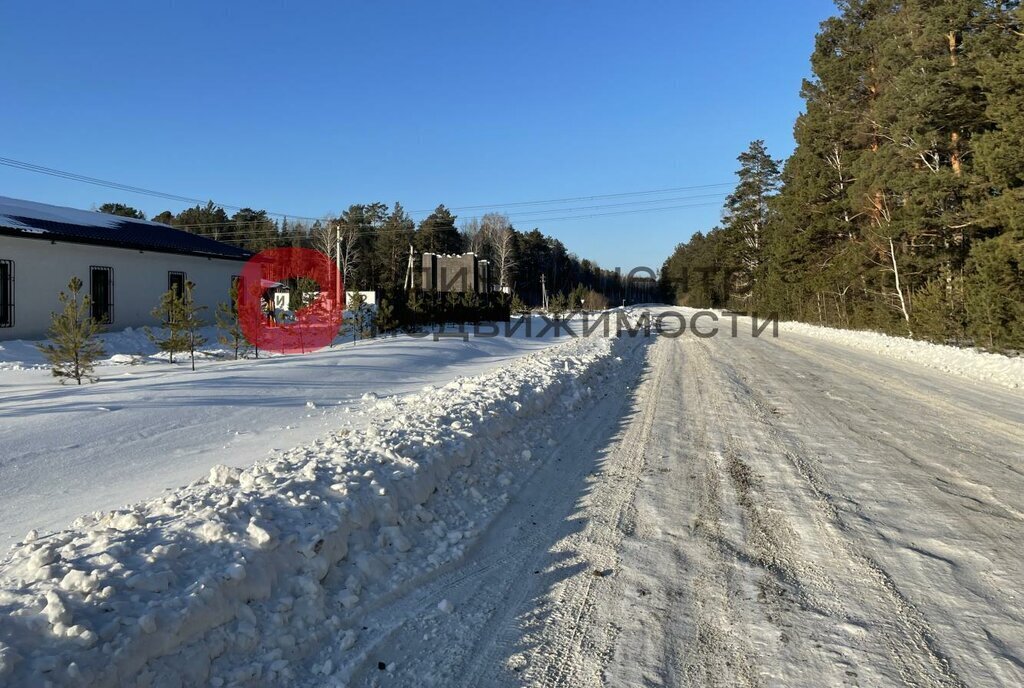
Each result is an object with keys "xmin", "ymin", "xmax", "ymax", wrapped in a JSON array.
[
  {"xmin": 415, "ymin": 205, "xmax": 463, "ymax": 255},
  {"xmin": 722, "ymin": 140, "xmax": 781, "ymax": 309},
  {"xmin": 375, "ymin": 203, "xmax": 415, "ymax": 291}
]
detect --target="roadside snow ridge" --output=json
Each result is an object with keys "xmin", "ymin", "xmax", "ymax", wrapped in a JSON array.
[{"xmin": 0, "ymin": 335, "xmax": 623, "ymax": 687}]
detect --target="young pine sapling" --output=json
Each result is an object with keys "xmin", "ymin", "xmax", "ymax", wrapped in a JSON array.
[{"xmin": 37, "ymin": 277, "xmax": 106, "ymax": 385}]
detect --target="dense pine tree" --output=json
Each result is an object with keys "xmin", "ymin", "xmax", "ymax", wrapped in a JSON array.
[
  {"xmin": 665, "ymin": 0, "xmax": 1024, "ymax": 350},
  {"xmin": 174, "ymin": 202, "xmax": 232, "ymax": 241},
  {"xmin": 151, "ymin": 210, "xmax": 175, "ymax": 225},
  {"xmin": 415, "ymin": 205, "xmax": 463, "ymax": 255},
  {"xmin": 721, "ymin": 141, "xmax": 781, "ymax": 307},
  {"xmin": 231, "ymin": 208, "xmax": 278, "ymax": 251},
  {"xmin": 974, "ymin": 4, "xmax": 1024, "ymax": 231},
  {"xmin": 375, "ymin": 203, "xmax": 415, "ymax": 291},
  {"xmin": 97, "ymin": 203, "xmax": 145, "ymax": 219}
]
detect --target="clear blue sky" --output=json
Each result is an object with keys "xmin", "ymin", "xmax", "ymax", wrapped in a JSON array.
[{"xmin": 1, "ymin": 0, "xmax": 836, "ymax": 270}]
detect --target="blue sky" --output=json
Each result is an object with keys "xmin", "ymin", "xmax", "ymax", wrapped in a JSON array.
[{"xmin": 1, "ymin": 0, "xmax": 836, "ymax": 270}]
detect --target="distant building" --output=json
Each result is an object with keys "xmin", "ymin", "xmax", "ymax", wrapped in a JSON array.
[
  {"xmin": 273, "ymin": 289, "xmax": 376, "ymax": 312},
  {"xmin": 0, "ymin": 196, "xmax": 251, "ymax": 340},
  {"xmin": 345, "ymin": 290, "xmax": 376, "ymax": 309},
  {"xmin": 421, "ymin": 252, "xmax": 491, "ymax": 294}
]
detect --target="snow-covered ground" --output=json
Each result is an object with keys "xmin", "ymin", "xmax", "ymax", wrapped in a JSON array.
[
  {"xmin": 769, "ymin": 313, "xmax": 1023, "ymax": 390},
  {"xmin": 0, "ymin": 326, "xmax": 637, "ymax": 686},
  {"xmin": 0, "ymin": 326, "xmax": 207, "ymax": 372},
  {"xmin": 2, "ymin": 307, "xmax": 1023, "ymax": 687},
  {"xmin": 684, "ymin": 308, "xmax": 1024, "ymax": 390},
  {"xmin": 0, "ymin": 322, "xmax": 566, "ymax": 542},
  {"xmin": 326, "ymin": 309, "xmax": 1024, "ymax": 688}
]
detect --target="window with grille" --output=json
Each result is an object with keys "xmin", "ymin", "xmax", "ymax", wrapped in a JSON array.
[
  {"xmin": 0, "ymin": 259, "xmax": 12, "ymax": 328},
  {"xmin": 90, "ymin": 266, "xmax": 113, "ymax": 324},
  {"xmin": 168, "ymin": 271, "xmax": 186, "ymax": 296}
]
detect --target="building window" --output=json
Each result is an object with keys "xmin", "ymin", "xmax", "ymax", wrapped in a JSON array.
[
  {"xmin": 90, "ymin": 266, "xmax": 113, "ymax": 324},
  {"xmin": 168, "ymin": 271, "xmax": 186, "ymax": 296},
  {"xmin": 0, "ymin": 259, "xmax": 13, "ymax": 328}
]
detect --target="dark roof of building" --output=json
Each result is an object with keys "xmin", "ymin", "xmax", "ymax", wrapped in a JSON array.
[{"xmin": 0, "ymin": 196, "xmax": 252, "ymax": 261}]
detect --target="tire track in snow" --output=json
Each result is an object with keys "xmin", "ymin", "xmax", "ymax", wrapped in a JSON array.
[
  {"xmin": 772, "ymin": 334, "xmax": 1024, "ymax": 447},
  {"xmin": 523, "ymin": 335, "xmax": 669, "ymax": 688},
  {"xmin": 335, "ymin": 335, "xmax": 654, "ymax": 687},
  {"xmin": 331, "ymin": 313, "xmax": 1019, "ymax": 686},
  {"xmin": 672, "ymin": 337, "xmax": 762, "ymax": 688},
  {"xmin": 700, "ymin": 335, "xmax": 968, "ymax": 688},
  {"xmin": 771, "ymin": 335, "xmax": 1024, "ymax": 527},
  {"xmin": 690, "ymin": 337, "xmax": 859, "ymax": 684}
]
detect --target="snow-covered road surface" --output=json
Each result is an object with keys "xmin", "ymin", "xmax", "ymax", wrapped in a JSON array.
[
  {"xmin": 2, "ymin": 309, "xmax": 1023, "ymax": 687},
  {"xmin": 333, "ymin": 313, "xmax": 1024, "ymax": 687},
  {"xmin": 0, "ymin": 327, "xmax": 560, "ymax": 542}
]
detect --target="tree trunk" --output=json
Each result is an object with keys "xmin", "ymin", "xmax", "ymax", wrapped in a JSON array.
[
  {"xmin": 889, "ymin": 237, "xmax": 913, "ymax": 337},
  {"xmin": 948, "ymin": 31, "xmax": 963, "ymax": 176}
]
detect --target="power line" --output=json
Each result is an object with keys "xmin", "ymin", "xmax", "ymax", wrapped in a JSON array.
[
  {"xmin": 160, "ymin": 191, "xmax": 730, "ymax": 235},
  {"xmin": 0, "ymin": 157, "xmax": 201, "ymax": 205},
  {"xmin": 458, "ymin": 192, "xmax": 729, "ymax": 218},
  {"xmin": 1, "ymin": 155, "xmax": 732, "ymax": 229},
  {"xmin": 163, "ymin": 200, "xmax": 725, "ymax": 244},
  {"xmin": 412, "ymin": 183, "xmax": 734, "ymax": 214},
  {"xmin": 504, "ymin": 200, "xmax": 724, "ymax": 223},
  {"xmin": 0, "ymin": 156, "xmax": 321, "ymax": 222}
]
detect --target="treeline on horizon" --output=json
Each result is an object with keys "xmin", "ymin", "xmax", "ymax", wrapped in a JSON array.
[
  {"xmin": 96, "ymin": 202, "xmax": 646, "ymax": 310},
  {"xmin": 659, "ymin": 0, "xmax": 1023, "ymax": 351}
]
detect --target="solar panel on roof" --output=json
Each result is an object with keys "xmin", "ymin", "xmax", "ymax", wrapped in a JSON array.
[{"xmin": 0, "ymin": 196, "xmax": 252, "ymax": 261}]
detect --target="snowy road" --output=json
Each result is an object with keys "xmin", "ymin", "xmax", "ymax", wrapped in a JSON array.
[
  {"xmin": 3, "ymin": 312, "xmax": 1022, "ymax": 687},
  {"xmin": 0, "ymin": 329, "xmax": 559, "ymax": 542},
  {"xmin": 335, "ymin": 315, "xmax": 1024, "ymax": 687}
]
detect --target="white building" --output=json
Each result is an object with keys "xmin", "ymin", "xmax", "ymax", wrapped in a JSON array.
[
  {"xmin": 0, "ymin": 196, "xmax": 251, "ymax": 340},
  {"xmin": 345, "ymin": 290, "xmax": 376, "ymax": 309}
]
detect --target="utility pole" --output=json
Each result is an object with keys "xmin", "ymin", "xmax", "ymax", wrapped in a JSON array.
[
  {"xmin": 404, "ymin": 244, "xmax": 415, "ymax": 291},
  {"xmin": 540, "ymin": 274, "xmax": 548, "ymax": 311},
  {"xmin": 335, "ymin": 224, "xmax": 342, "ymax": 312}
]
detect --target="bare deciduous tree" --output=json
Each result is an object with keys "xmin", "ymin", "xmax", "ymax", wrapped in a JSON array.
[
  {"xmin": 482, "ymin": 213, "xmax": 515, "ymax": 290},
  {"xmin": 337, "ymin": 222, "xmax": 360, "ymax": 288},
  {"xmin": 311, "ymin": 215, "xmax": 361, "ymax": 289},
  {"xmin": 309, "ymin": 215, "xmax": 338, "ymax": 265},
  {"xmin": 461, "ymin": 217, "xmax": 488, "ymax": 257}
]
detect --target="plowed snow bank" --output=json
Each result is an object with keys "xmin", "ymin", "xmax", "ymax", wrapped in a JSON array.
[{"xmin": 0, "ymin": 334, "xmax": 626, "ymax": 687}]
